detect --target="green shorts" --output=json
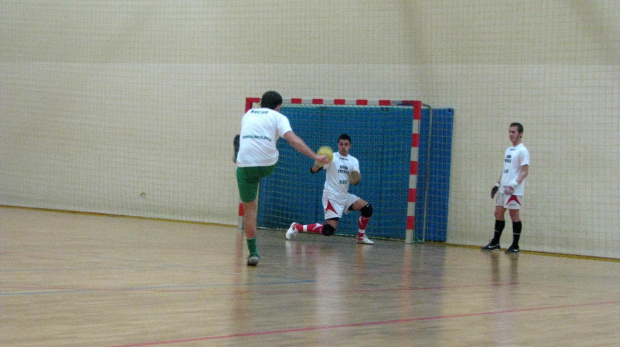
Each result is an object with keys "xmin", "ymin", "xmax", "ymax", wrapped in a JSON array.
[{"xmin": 236, "ymin": 165, "xmax": 276, "ymax": 202}]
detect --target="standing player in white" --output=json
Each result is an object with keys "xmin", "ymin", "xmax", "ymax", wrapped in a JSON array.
[
  {"xmin": 286, "ymin": 134, "xmax": 375, "ymax": 245},
  {"xmin": 482, "ymin": 123, "xmax": 530, "ymax": 253},
  {"xmin": 236, "ymin": 91, "xmax": 329, "ymax": 266}
]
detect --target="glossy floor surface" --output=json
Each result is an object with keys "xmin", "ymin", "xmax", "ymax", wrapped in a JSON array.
[{"xmin": 1, "ymin": 207, "xmax": 619, "ymax": 346}]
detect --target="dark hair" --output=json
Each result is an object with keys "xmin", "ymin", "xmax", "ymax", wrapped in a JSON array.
[
  {"xmin": 261, "ymin": 91, "xmax": 283, "ymax": 110},
  {"xmin": 338, "ymin": 133, "xmax": 352, "ymax": 144},
  {"xmin": 510, "ymin": 122, "xmax": 524, "ymax": 134}
]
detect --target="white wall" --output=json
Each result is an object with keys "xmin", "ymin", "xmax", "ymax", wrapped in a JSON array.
[{"xmin": 1, "ymin": 1, "xmax": 618, "ymax": 257}]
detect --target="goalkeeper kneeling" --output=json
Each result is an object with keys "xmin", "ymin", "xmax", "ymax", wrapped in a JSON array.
[{"xmin": 285, "ymin": 134, "xmax": 375, "ymax": 245}]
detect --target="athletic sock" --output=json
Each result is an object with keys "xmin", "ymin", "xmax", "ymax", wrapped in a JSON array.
[
  {"xmin": 302, "ymin": 223, "xmax": 323, "ymax": 234},
  {"xmin": 358, "ymin": 216, "xmax": 370, "ymax": 231},
  {"xmin": 246, "ymin": 237, "xmax": 258, "ymax": 256},
  {"xmin": 492, "ymin": 220, "xmax": 505, "ymax": 244},
  {"xmin": 511, "ymin": 221, "xmax": 522, "ymax": 247}
]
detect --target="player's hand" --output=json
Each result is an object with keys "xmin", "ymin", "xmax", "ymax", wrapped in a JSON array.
[
  {"xmin": 233, "ymin": 134, "xmax": 240, "ymax": 163},
  {"xmin": 503, "ymin": 181, "xmax": 518, "ymax": 195},
  {"xmin": 491, "ymin": 184, "xmax": 499, "ymax": 199},
  {"xmin": 314, "ymin": 154, "xmax": 329, "ymax": 166},
  {"xmin": 348, "ymin": 171, "xmax": 361, "ymax": 185}
]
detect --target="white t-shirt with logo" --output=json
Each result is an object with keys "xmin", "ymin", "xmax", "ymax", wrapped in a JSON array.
[
  {"xmin": 236, "ymin": 108, "xmax": 293, "ymax": 167},
  {"xmin": 323, "ymin": 152, "xmax": 360, "ymax": 197},
  {"xmin": 500, "ymin": 143, "xmax": 530, "ymax": 195}
]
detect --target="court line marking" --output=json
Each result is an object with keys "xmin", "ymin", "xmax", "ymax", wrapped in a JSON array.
[
  {"xmin": 0, "ymin": 280, "xmax": 316, "ymax": 296},
  {"xmin": 0, "ymin": 281, "xmax": 516, "ymax": 297},
  {"xmin": 106, "ymin": 300, "xmax": 620, "ymax": 347}
]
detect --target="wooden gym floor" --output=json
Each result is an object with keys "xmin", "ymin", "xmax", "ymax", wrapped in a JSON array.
[{"xmin": 1, "ymin": 206, "xmax": 619, "ymax": 346}]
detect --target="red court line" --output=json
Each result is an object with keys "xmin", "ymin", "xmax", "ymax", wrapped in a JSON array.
[
  {"xmin": 107, "ymin": 300, "xmax": 620, "ymax": 347},
  {"xmin": 0, "ymin": 281, "xmax": 516, "ymax": 296},
  {"xmin": 252, "ymin": 282, "xmax": 518, "ymax": 294}
]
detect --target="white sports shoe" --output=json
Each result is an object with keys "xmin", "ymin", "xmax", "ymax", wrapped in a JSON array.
[
  {"xmin": 246, "ymin": 255, "xmax": 259, "ymax": 266},
  {"xmin": 286, "ymin": 222, "xmax": 299, "ymax": 240},
  {"xmin": 357, "ymin": 235, "xmax": 374, "ymax": 245}
]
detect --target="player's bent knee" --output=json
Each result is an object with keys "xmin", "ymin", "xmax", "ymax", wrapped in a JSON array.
[
  {"xmin": 361, "ymin": 204, "xmax": 373, "ymax": 217},
  {"xmin": 322, "ymin": 224, "xmax": 335, "ymax": 236}
]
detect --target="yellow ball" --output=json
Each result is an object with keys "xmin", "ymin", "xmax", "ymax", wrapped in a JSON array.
[{"xmin": 317, "ymin": 146, "xmax": 333, "ymax": 162}]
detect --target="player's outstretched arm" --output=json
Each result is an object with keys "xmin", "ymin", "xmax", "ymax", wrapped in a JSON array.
[{"xmin": 283, "ymin": 131, "xmax": 329, "ymax": 164}]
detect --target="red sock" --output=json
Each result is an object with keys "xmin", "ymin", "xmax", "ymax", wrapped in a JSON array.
[
  {"xmin": 358, "ymin": 216, "xmax": 370, "ymax": 230},
  {"xmin": 301, "ymin": 223, "xmax": 323, "ymax": 234}
]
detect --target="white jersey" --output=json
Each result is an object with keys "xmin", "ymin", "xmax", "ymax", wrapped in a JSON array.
[
  {"xmin": 500, "ymin": 143, "xmax": 530, "ymax": 196},
  {"xmin": 323, "ymin": 152, "xmax": 360, "ymax": 197},
  {"xmin": 236, "ymin": 108, "xmax": 292, "ymax": 167}
]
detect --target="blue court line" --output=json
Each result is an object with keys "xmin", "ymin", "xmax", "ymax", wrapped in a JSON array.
[{"xmin": 0, "ymin": 279, "xmax": 315, "ymax": 297}]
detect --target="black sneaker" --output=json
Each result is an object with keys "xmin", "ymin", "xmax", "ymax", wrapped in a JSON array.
[
  {"xmin": 481, "ymin": 241, "xmax": 500, "ymax": 250},
  {"xmin": 506, "ymin": 246, "xmax": 520, "ymax": 253}
]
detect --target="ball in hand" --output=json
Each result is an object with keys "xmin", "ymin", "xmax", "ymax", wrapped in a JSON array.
[{"xmin": 317, "ymin": 146, "xmax": 333, "ymax": 162}]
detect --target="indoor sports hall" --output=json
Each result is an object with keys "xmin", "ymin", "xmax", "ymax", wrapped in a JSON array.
[{"xmin": 1, "ymin": 2, "xmax": 618, "ymax": 346}]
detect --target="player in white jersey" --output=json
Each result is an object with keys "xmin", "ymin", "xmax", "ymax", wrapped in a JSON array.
[
  {"xmin": 236, "ymin": 91, "xmax": 329, "ymax": 266},
  {"xmin": 482, "ymin": 122, "xmax": 530, "ymax": 253},
  {"xmin": 285, "ymin": 134, "xmax": 375, "ymax": 245}
]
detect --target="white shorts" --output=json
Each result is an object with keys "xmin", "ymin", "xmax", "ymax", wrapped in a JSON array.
[
  {"xmin": 496, "ymin": 193, "xmax": 523, "ymax": 209},
  {"xmin": 322, "ymin": 191, "xmax": 360, "ymax": 220}
]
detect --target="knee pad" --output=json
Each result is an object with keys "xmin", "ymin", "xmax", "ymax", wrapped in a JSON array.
[
  {"xmin": 322, "ymin": 224, "xmax": 335, "ymax": 236},
  {"xmin": 361, "ymin": 204, "xmax": 373, "ymax": 218}
]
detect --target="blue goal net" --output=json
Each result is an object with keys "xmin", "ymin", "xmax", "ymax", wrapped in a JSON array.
[{"xmin": 256, "ymin": 103, "xmax": 414, "ymax": 239}]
